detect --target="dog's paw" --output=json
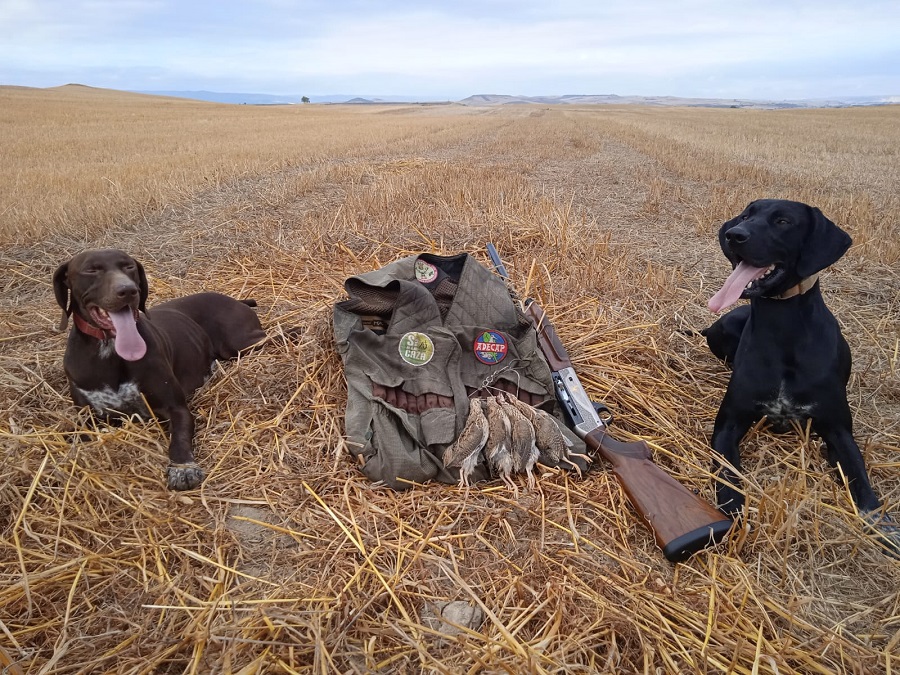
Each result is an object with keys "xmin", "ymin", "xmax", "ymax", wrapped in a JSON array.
[
  {"xmin": 716, "ymin": 486, "xmax": 745, "ymax": 520},
  {"xmin": 862, "ymin": 511, "xmax": 900, "ymax": 558},
  {"xmin": 167, "ymin": 463, "xmax": 205, "ymax": 490}
]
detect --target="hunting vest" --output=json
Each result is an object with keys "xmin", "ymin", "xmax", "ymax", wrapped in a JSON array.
[{"xmin": 333, "ymin": 252, "xmax": 585, "ymax": 489}]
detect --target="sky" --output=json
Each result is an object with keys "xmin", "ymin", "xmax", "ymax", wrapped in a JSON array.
[{"xmin": 2, "ymin": 0, "xmax": 899, "ymax": 101}]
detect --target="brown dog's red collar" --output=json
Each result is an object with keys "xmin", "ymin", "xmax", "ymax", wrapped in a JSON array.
[
  {"xmin": 72, "ymin": 312, "xmax": 111, "ymax": 340},
  {"xmin": 773, "ymin": 273, "xmax": 819, "ymax": 300}
]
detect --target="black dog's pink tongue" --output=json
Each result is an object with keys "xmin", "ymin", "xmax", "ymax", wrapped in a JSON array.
[
  {"xmin": 708, "ymin": 262, "xmax": 768, "ymax": 313},
  {"xmin": 109, "ymin": 309, "xmax": 147, "ymax": 361}
]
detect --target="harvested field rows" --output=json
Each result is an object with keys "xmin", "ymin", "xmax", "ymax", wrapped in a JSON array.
[{"xmin": 1, "ymin": 86, "xmax": 899, "ymax": 673}]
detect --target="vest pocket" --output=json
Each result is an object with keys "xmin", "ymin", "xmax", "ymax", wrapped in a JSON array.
[
  {"xmin": 453, "ymin": 326, "xmax": 554, "ymax": 400},
  {"xmin": 361, "ymin": 404, "xmax": 450, "ymax": 489},
  {"xmin": 419, "ymin": 406, "xmax": 457, "ymax": 449}
]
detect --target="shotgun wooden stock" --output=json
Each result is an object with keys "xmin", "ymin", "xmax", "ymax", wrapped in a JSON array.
[
  {"xmin": 582, "ymin": 428, "xmax": 733, "ymax": 561},
  {"xmin": 523, "ymin": 283, "xmax": 732, "ymax": 561}
]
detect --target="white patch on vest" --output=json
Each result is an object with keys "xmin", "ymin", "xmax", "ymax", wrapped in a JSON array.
[
  {"xmin": 760, "ymin": 383, "xmax": 814, "ymax": 424},
  {"xmin": 76, "ymin": 381, "xmax": 149, "ymax": 417}
]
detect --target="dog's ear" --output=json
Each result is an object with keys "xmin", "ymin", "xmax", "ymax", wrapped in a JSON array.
[
  {"xmin": 797, "ymin": 206, "xmax": 852, "ymax": 277},
  {"xmin": 53, "ymin": 261, "xmax": 72, "ymax": 331},
  {"xmin": 136, "ymin": 259, "xmax": 149, "ymax": 313}
]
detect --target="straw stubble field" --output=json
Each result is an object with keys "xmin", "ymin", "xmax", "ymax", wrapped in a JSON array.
[{"xmin": 1, "ymin": 85, "xmax": 899, "ymax": 673}]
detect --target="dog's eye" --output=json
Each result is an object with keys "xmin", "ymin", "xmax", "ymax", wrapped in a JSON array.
[
  {"xmin": 741, "ymin": 214, "xmax": 749, "ymax": 220},
  {"xmin": 775, "ymin": 218, "xmax": 790, "ymax": 226},
  {"xmin": 123, "ymin": 264, "xmax": 137, "ymax": 272},
  {"xmin": 82, "ymin": 268, "xmax": 99, "ymax": 275}
]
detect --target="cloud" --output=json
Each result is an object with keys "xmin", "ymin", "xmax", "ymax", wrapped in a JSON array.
[{"xmin": 1, "ymin": 0, "xmax": 898, "ymax": 97}]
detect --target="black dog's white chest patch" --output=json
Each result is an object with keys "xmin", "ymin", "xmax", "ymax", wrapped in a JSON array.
[{"xmin": 758, "ymin": 383, "xmax": 814, "ymax": 429}]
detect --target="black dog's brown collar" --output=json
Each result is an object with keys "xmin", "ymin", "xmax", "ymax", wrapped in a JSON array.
[
  {"xmin": 73, "ymin": 313, "xmax": 111, "ymax": 340},
  {"xmin": 773, "ymin": 273, "xmax": 819, "ymax": 300}
]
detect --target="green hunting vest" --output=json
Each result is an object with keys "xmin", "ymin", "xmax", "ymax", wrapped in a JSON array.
[{"xmin": 333, "ymin": 252, "xmax": 585, "ymax": 489}]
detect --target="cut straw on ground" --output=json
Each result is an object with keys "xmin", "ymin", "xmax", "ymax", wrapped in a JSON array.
[{"xmin": 2, "ymin": 92, "xmax": 899, "ymax": 673}]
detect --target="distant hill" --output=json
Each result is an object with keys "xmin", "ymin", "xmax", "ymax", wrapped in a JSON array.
[
  {"xmin": 3, "ymin": 85, "xmax": 895, "ymax": 109},
  {"xmin": 139, "ymin": 90, "xmax": 898, "ymax": 109},
  {"xmin": 458, "ymin": 93, "xmax": 899, "ymax": 109},
  {"xmin": 134, "ymin": 91, "xmax": 446, "ymax": 104},
  {"xmin": 135, "ymin": 90, "xmax": 307, "ymax": 105}
]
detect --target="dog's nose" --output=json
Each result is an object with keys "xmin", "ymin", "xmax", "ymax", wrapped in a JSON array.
[
  {"xmin": 115, "ymin": 283, "xmax": 139, "ymax": 301},
  {"xmin": 725, "ymin": 226, "xmax": 750, "ymax": 245}
]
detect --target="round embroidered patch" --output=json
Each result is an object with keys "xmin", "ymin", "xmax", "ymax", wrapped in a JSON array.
[
  {"xmin": 398, "ymin": 331, "xmax": 435, "ymax": 366},
  {"xmin": 414, "ymin": 259, "xmax": 439, "ymax": 284},
  {"xmin": 473, "ymin": 330, "xmax": 508, "ymax": 365}
]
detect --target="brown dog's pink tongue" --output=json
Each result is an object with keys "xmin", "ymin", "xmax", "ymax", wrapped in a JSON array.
[
  {"xmin": 109, "ymin": 309, "xmax": 147, "ymax": 361},
  {"xmin": 708, "ymin": 262, "xmax": 768, "ymax": 313}
]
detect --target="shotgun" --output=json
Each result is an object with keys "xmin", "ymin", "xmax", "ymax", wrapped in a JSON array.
[{"xmin": 487, "ymin": 244, "xmax": 732, "ymax": 562}]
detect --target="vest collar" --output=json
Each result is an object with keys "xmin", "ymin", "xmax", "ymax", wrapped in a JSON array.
[{"xmin": 772, "ymin": 273, "xmax": 819, "ymax": 300}]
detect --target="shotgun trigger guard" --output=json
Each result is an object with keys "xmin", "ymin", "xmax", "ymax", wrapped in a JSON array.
[{"xmin": 593, "ymin": 402, "xmax": 613, "ymax": 426}]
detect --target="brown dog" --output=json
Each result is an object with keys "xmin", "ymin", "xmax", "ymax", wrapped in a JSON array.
[{"xmin": 54, "ymin": 249, "xmax": 265, "ymax": 489}]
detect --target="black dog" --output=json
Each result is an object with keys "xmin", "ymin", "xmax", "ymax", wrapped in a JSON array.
[
  {"xmin": 54, "ymin": 249, "xmax": 266, "ymax": 490},
  {"xmin": 703, "ymin": 199, "xmax": 897, "ymax": 549}
]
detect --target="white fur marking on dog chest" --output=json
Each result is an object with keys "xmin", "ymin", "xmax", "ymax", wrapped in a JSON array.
[
  {"xmin": 76, "ymin": 381, "xmax": 150, "ymax": 417},
  {"xmin": 98, "ymin": 339, "xmax": 116, "ymax": 359},
  {"xmin": 760, "ymin": 383, "xmax": 814, "ymax": 423}
]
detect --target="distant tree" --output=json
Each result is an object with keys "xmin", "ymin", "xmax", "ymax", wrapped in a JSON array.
[{"xmin": 301, "ymin": 96, "xmax": 310, "ymax": 104}]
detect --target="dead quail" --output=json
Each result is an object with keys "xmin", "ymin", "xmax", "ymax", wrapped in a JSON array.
[
  {"xmin": 533, "ymin": 408, "xmax": 592, "ymax": 476},
  {"xmin": 482, "ymin": 395, "xmax": 516, "ymax": 491},
  {"xmin": 499, "ymin": 394, "xmax": 539, "ymax": 490},
  {"xmin": 505, "ymin": 394, "xmax": 590, "ymax": 476},
  {"xmin": 442, "ymin": 397, "xmax": 489, "ymax": 487},
  {"xmin": 501, "ymin": 391, "xmax": 539, "ymax": 423}
]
